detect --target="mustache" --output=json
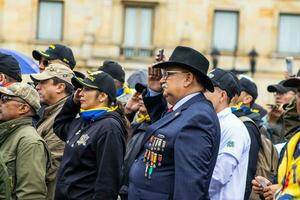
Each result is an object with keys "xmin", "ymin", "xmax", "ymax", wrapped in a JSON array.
[{"xmin": 162, "ymin": 83, "xmax": 168, "ymax": 89}]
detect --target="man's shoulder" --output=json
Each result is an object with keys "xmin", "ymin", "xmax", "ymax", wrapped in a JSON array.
[{"xmin": 15, "ymin": 125, "xmax": 44, "ymax": 142}]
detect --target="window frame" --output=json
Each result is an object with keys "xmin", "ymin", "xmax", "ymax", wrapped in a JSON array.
[
  {"xmin": 121, "ymin": 5, "xmax": 155, "ymax": 58},
  {"xmin": 36, "ymin": 0, "xmax": 65, "ymax": 41},
  {"xmin": 277, "ymin": 13, "xmax": 300, "ymax": 55},
  {"xmin": 212, "ymin": 10, "xmax": 240, "ymax": 53}
]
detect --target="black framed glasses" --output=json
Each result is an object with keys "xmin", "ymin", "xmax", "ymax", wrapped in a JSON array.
[{"xmin": 161, "ymin": 70, "xmax": 189, "ymax": 79}]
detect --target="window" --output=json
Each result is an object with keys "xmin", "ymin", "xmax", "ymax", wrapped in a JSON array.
[
  {"xmin": 122, "ymin": 7, "xmax": 153, "ymax": 57},
  {"xmin": 212, "ymin": 11, "xmax": 239, "ymax": 52},
  {"xmin": 278, "ymin": 14, "xmax": 300, "ymax": 54},
  {"xmin": 37, "ymin": 1, "xmax": 64, "ymax": 40}
]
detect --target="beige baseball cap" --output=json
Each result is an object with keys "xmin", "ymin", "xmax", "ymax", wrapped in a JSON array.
[
  {"xmin": 30, "ymin": 63, "xmax": 74, "ymax": 84},
  {"xmin": 0, "ymin": 83, "xmax": 41, "ymax": 113}
]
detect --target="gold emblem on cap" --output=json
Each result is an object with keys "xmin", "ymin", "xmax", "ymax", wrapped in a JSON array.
[{"xmin": 63, "ymin": 58, "xmax": 69, "ymax": 63}]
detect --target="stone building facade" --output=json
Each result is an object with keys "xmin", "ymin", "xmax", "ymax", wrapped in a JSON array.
[{"xmin": 0, "ymin": 0, "xmax": 299, "ymax": 75}]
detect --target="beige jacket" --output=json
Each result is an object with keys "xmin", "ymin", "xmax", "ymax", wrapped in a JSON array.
[{"xmin": 37, "ymin": 97, "xmax": 68, "ymax": 182}]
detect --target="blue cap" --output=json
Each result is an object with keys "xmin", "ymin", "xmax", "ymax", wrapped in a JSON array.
[
  {"xmin": 239, "ymin": 76, "xmax": 258, "ymax": 100},
  {"xmin": 208, "ymin": 68, "xmax": 241, "ymax": 99}
]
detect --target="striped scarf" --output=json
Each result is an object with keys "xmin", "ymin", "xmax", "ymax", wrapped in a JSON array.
[{"xmin": 80, "ymin": 106, "xmax": 118, "ymax": 122}]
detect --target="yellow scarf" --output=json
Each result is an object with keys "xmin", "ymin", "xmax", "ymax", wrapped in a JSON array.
[
  {"xmin": 123, "ymin": 84, "xmax": 135, "ymax": 95},
  {"xmin": 136, "ymin": 113, "xmax": 150, "ymax": 123},
  {"xmin": 275, "ymin": 131, "xmax": 300, "ymax": 200}
]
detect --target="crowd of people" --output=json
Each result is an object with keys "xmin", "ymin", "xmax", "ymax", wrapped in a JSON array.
[{"xmin": 0, "ymin": 44, "xmax": 298, "ymax": 200}]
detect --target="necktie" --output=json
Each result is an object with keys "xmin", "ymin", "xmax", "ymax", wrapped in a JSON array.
[{"xmin": 167, "ymin": 106, "xmax": 173, "ymax": 113}]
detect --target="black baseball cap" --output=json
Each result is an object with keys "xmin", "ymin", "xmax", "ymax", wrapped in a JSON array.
[
  {"xmin": 0, "ymin": 53, "xmax": 22, "ymax": 82},
  {"xmin": 32, "ymin": 44, "xmax": 76, "ymax": 69},
  {"xmin": 208, "ymin": 68, "xmax": 241, "ymax": 99},
  {"xmin": 239, "ymin": 76, "xmax": 258, "ymax": 100},
  {"xmin": 267, "ymin": 80, "xmax": 293, "ymax": 93},
  {"xmin": 72, "ymin": 71, "xmax": 116, "ymax": 102},
  {"xmin": 283, "ymin": 77, "xmax": 300, "ymax": 88},
  {"xmin": 98, "ymin": 60, "xmax": 125, "ymax": 83}
]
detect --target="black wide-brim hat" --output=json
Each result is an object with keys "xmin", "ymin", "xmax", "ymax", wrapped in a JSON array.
[{"xmin": 153, "ymin": 46, "xmax": 214, "ymax": 92}]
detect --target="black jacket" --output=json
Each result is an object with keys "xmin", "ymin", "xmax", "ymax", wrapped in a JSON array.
[
  {"xmin": 119, "ymin": 122, "xmax": 150, "ymax": 200},
  {"xmin": 233, "ymin": 110, "xmax": 261, "ymax": 200},
  {"xmin": 53, "ymin": 96, "xmax": 126, "ymax": 200}
]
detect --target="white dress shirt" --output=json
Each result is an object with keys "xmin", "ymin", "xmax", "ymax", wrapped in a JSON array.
[{"xmin": 209, "ymin": 107, "xmax": 251, "ymax": 200}]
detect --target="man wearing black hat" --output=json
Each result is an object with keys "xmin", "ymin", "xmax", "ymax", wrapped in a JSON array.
[
  {"xmin": 98, "ymin": 60, "xmax": 134, "ymax": 106},
  {"xmin": 204, "ymin": 69, "xmax": 250, "ymax": 200},
  {"xmin": 128, "ymin": 46, "xmax": 220, "ymax": 200},
  {"xmin": 0, "ymin": 53, "xmax": 22, "ymax": 86},
  {"xmin": 32, "ymin": 44, "xmax": 76, "ymax": 71}
]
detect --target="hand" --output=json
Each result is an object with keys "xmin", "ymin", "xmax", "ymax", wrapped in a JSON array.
[
  {"xmin": 268, "ymin": 104, "xmax": 284, "ymax": 123},
  {"xmin": 73, "ymin": 88, "xmax": 82, "ymax": 104},
  {"xmin": 148, "ymin": 64, "xmax": 163, "ymax": 92},
  {"xmin": 252, "ymin": 176, "xmax": 272, "ymax": 194},
  {"xmin": 263, "ymin": 184, "xmax": 279, "ymax": 200},
  {"xmin": 125, "ymin": 92, "xmax": 141, "ymax": 114}
]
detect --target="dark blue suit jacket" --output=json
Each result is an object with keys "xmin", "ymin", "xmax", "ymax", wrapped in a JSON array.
[{"xmin": 128, "ymin": 93, "xmax": 220, "ymax": 200}]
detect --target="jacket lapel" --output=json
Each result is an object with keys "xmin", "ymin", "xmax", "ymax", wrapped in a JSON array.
[{"xmin": 141, "ymin": 93, "xmax": 207, "ymax": 146}]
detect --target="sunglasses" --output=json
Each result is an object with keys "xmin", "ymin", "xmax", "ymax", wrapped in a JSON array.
[
  {"xmin": 0, "ymin": 95, "xmax": 26, "ymax": 104},
  {"xmin": 39, "ymin": 59, "xmax": 50, "ymax": 67}
]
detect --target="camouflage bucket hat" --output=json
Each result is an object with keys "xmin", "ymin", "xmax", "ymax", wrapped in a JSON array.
[
  {"xmin": 0, "ymin": 83, "xmax": 41, "ymax": 113},
  {"xmin": 30, "ymin": 63, "xmax": 75, "ymax": 84}
]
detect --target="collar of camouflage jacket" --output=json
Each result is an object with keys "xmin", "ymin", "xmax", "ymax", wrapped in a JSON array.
[{"xmin": 0, "ymin": 117, "xmax": 32, "ymax": 146}]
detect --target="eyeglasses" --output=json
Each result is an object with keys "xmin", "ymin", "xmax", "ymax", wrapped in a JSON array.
[
  {"xmin": 161, "ymin": 70, "xmax": 189, "ymax": 79},
  {"xmin": 0, "ymin": 95, "xmax": 26, "ymax": 104},
  {"xmin": 39, "ymin": 59, "xmax": 49, "ymax": 67}
]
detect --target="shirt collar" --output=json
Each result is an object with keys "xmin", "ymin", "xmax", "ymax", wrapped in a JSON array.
[
  {"xmin": 217, "ymin": 107, "xmax": 232, "ymax": 119},
  {"xmin": 173, "ymin": 92, "xmax": 200, "ymax": 111}
]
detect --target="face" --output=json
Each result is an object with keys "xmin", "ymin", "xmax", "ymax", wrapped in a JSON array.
[
  {"xmin": 237, "ymin": 91, "xmax": 253, "ymax": 106},
  {"xmin": 283, "ymin": 91, "xmax": 295, "ymax": 105},
  {"xmin": 0, "ymin": 95, "xmax": 27, "ymax": 122},
  {"xmin": 79, "ymin": 87, "xmax": 106, "ymax": 110},
  {"xmin": 159, "ymin": 66, "xmax": 189, "ymax": 105},
  {"xmin": 204, "ymin": 87, "xmax": 227, "ymax": 112},
  {"xmin": 39, "ymin": 57, "xmax": 68, "ymax": 72},
  {"xmin": 296, "ymin": 88, "xmax": 300, "ymax": 114},
  {"xmin": 274, "ymin": 91, "xmax": 295, "ymax": 105},
  {"xmin": 274, "ymin": 92, "xmax": 286, "ymax": 105},
  {"xmin": 35, "ymin": 79, "xmax": 59, "ymax": 106}
]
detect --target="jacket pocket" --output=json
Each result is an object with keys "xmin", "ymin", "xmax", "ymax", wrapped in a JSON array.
[{"xmin": 4, "ymin": 152, "xmax": 16, "ymax": 191}]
